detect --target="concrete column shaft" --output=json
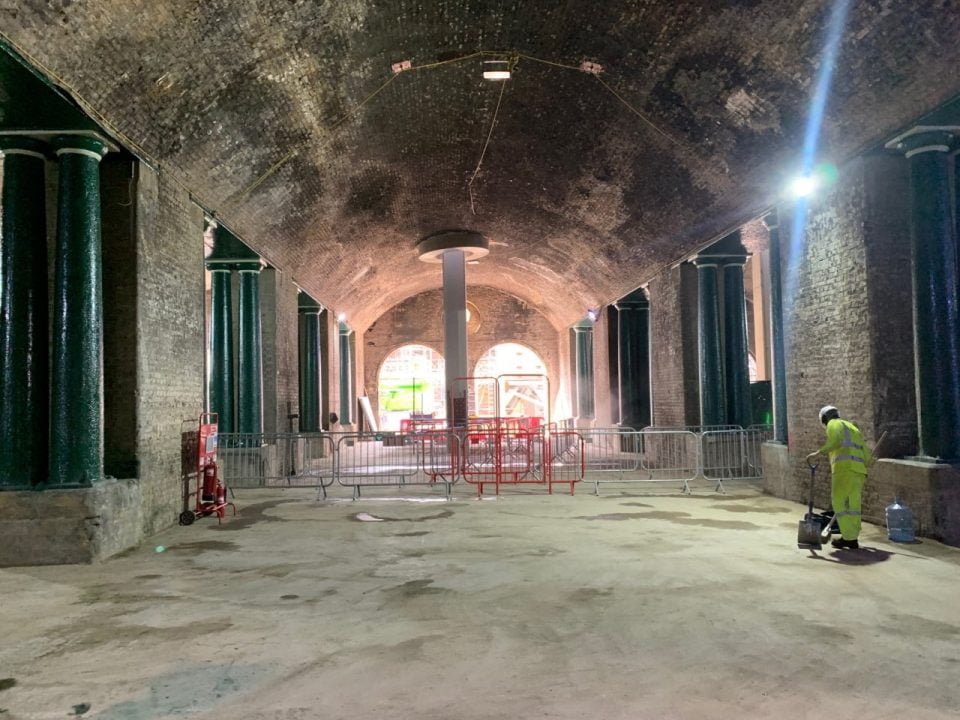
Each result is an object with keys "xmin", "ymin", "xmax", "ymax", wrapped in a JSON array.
[
  {"xmin": 573, "ymin": 325, "xmax": 595, "ymax": 420},
  {"xmin": 442, "ymin": 250, "xmax": 468, "ymax": 425},
  {"xmin": 50, "ymin": 137, "xmax": 108, "ymax": 487},
  {"xmin": 696, "ymin": 262, "xmax": 726, "ymax": 427},
  {"xmin": 237, "ymin": 268, "xmax": 263, "ymax": 436},
  {"xmin": 0, "ymin": 141, "xmax": 48, "ymax": 488},
  {"xmin": 208, "ymin": 268, "xmax": 235, "ymax": 433},
  {"xmin": 338, "ymin": 323, "xmax": 353, "ymax": 424},
  {"xmin": 298, "ymin": 310, "xmax": 321, "ymax": 432},
  {"xmin": 615, "ymin": 292, "xmax": 651, "ymax": 429},
  {"xmin": 907, "ymin": 141, "xmax": 960, "ymax": 459},
  {"xmin": 722, "ymin": 259, "xmax": 752, "ymax": 428},
  {"xmin": 766, "ymin": 216, "xmax": 788, "ymax": 443}
]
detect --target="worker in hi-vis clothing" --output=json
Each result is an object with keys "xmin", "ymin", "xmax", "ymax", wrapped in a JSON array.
[{"xmin": 806, "ymin": 406, "xmax": 871, "ymax": 550}]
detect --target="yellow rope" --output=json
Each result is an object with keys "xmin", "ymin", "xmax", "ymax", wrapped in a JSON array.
[
  {"xmin": 595, "ymin": 75, "xmax": 681, "ymax": 148},
  {"xmin": 467, "ymin": 76, "xmax": 508, "ymax": 215}
]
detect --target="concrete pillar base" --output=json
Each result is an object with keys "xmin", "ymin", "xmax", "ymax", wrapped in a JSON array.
[
  {"xmin": 0, "ymin": 479, "xmax": 143, "ymax": 566},
  {"xmin": 761, "ymin": 442, "xmax": 960, "ymax": 546}
]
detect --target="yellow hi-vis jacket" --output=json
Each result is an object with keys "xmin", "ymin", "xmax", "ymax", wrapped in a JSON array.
[{"xmin": 819, "ymin": 418, "xmax": 870, "ymax": 476}]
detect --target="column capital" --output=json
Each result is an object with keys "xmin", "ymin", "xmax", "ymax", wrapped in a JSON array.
[
  {"xmin": 235, "ymin": 260, "xmax": 264, "ymax": 273},
  {"xmin": 572, "ymin": 318, "xmax": 594, "ymax": 331},
  {"xmin": 885, "ymin": 126, "xmax": 959, "ymax": 158},
  {"xmin": 0, "ymin": 136, "xmax": 50, "ymax": 160},
  {"xmin": 298, "ymin": 294, "xmax": 323, "ymax": 314},
  {"xmin": 52, "ymin": 135, "xmax": 108, "ymax": 161},
  {"xmin": 614, "ymin": 287, "xmax": 648, "ymax": 311}
]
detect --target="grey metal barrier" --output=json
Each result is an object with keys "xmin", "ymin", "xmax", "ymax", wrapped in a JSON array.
[
  {"xmin": 218, "ymin": 433, "xmax": 336, "ymax": 494},
  {"xmin": 578, "ymin": 427, "xmax": 642, "ymax": 476},
  {"xmin": 639, "ymin": 429, "xmax": 701, "ymax": 493},
  {"xmin": 335, "ymin": 431, "xmax": 460, "ymax": 499},
  {"xmin": 700, "ymin": 428, "xmax": 769, "ymax": 492}
]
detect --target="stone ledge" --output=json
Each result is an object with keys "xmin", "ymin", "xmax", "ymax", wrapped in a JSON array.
[
  {"xmin": 0, "ymin": 479, "xmax": 144, "ymax": 566},
  {"xmin": 761, "ymin": 442, "xmax": 960, "ymax": 547}
]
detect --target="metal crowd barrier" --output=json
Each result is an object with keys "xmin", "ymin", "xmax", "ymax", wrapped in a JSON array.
[
  {"xmin": 217, "ymin": 424, "xmax": 768, "ymax": 499},
  {"xmin": 218, "ymin": 433, "xmax": 336, "ymax": 494},
  {"xmin": 701, "ymin": 426, "xmax": 772, "ymax": 491},
  {"xmin": 334, "ymin": 430, "xmax": 459, "ymax": 499},
  {"xmin": 579, "ymin": 425, "xmax": 771, "ymax": 494}
]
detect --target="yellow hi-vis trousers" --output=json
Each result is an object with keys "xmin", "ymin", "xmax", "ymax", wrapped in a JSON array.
[{"xmin": 832, "ymin": 470, "xmax": 865, "ymax": 541}]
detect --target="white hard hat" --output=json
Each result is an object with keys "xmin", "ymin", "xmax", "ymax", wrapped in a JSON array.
[{"xmin": 819, "ymin": 405, "xmax": 838, "ymax": 422}]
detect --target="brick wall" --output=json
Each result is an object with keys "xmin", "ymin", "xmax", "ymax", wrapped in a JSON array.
[
  {"xmin": 363, "ymin": 287, "xmax": 561, "ymax": 421},
  {"xmin": 260, "ymin": 267, "xmax": 299, "ymax": 434},
  {"xmin": 776, "ymin": 154, "xmax": 916, "ymax": 508},
  {"xmin": 649, "ymin": 263, "xmax": 700, "ymax": 426},
  {"xmin": 134, "ymin": 165, "xmax": 205, "ymax": 536}
]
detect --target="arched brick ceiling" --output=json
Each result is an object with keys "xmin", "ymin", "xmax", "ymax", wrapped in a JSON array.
[{"xmin": 3, "ymin": 1, "xmax": 960, "ymax": 330}]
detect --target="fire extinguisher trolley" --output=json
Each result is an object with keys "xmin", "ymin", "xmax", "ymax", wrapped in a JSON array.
[{"xmin": 180, "ymin": 412, "xmax": 237, "ymax": 525}]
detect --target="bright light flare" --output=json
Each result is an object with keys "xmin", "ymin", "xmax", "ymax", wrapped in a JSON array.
[
  {"xmin": 337, "ymin": 313, "xmax": 346, "ymax": 322},
  {"xmin": 789, "ymin": 174, "xmax": 820, "ymax": 198},
  {"xmin": 482, "ymin": 70, "xmax": 511, "ymax": 81}
]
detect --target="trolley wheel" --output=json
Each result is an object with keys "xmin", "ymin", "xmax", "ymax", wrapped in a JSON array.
[{"xmin": 179, "ymin": 510, "xmax": 196, "ymax": 526}]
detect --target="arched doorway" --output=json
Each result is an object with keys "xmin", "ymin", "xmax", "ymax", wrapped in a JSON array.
[
  {"xmin": 377, "ymin": 345, "xmax": 445, "ymax": 430},
  {"xmin": 474, "ymin": 343, "xmax": 548, "ymax": 419}
]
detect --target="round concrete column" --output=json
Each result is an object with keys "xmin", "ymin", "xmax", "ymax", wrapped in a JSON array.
[
  {"xmin": 722, "ymin": 255, "xmax": 752, "ymax": 428},
  {"xmin": 573, "ymin": 320, "xmax": 595, "ymax": 420},
  {"xmin": 0, "ymin": 138, "xmax": 49, "ymax": 488},
  {"xmin": 417, "ymin": 231, "xmax": 489, "ymax": 427},
  {"xmin": 49, "ymin": 136, "xmax": 108, "ymax": 487},
  {"xmin": 764, "ymin": 213, "xmax": 788, "ymax": 443},
  {"xmin": 338, "ymin": 321, "xmax": 353, "ymax": 425},
  {"xmin": 694, "ymin": 256, "xmax": 725, "ymax": 427},
  {"xmin": 237, "ymin": 261, "xmax": 263, "ymax": 436},
  {"xmin": 614, "ymin": 289, "xmax": 651, "ymax": 429},
  {"xmin": 298, "ymin": 295, "xmax": 323, "ymax": 432},
  {"xmin": 900, "ymin": 131, "xmax": 960, "ymax": 459},
  {"xmin": 207, "ymin": 265, "xmax": 235, "ymax": 433}
]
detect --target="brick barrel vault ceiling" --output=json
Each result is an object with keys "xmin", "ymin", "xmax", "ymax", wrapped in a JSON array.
[{"xmin": 3, "ymin": 1, "xmax": 959, "ymax": 330}]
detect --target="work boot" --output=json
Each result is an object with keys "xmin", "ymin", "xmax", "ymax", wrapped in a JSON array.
[{"xmin": 831, "ymin": 537, "xmax": 859, "ymax": 550}]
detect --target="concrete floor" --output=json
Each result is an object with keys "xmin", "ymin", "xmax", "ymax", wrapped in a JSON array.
[{"xmin": 2, "ymin": 484, "xmax": 960, "ymax": 719}]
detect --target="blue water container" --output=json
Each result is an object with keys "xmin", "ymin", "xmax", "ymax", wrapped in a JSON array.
[{"xmin": 885, "ymin": 497, "xmax": 915, "ymax": 543}]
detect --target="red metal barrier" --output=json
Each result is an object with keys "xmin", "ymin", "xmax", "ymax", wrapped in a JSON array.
[{"xmin": 459, "ymin": 422, "xmax": 583, "ymax": 496}]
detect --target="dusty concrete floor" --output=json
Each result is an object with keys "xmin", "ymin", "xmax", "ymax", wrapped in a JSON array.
[{"xmin": 2, "ymin": 484, "xmax": 960, "ymax": 720}]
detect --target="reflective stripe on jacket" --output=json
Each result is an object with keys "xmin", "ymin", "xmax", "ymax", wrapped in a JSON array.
[{"xmin": 819, "ymin": 419, "xmax": 870, "ymax": 476}]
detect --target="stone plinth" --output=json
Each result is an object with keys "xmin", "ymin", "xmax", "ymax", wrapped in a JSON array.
[{"xmin": 0, "ymin": 479, "xmax": 143, "ymax": 566}]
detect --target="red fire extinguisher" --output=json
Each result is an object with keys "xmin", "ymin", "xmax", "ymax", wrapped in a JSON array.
[{"xmin": 202, "ymin": 462, "xmax": 218, "ymax": 504}]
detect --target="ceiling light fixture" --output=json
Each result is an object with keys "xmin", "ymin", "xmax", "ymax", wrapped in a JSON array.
[
  {"xmin": 391, "ymin": 60, "xmax": 412, "ymax": 74},
  {"xmin": 580, "ymin": 60, "xmax": 603, "ymax": 75},
  {"xmin": 788, "ymin": 174, "xmax": 820, "ymax": 198},
  {"xmin": 482, "ymin": 60, "xmax": 511, "ymax": 81},
  {"xmin": 586, "ymin": 308, "xmax": 599, "ymax": 322},
  {"xmin": 337, "ymin": 312, "xmax": 346, "ymax": 322}
]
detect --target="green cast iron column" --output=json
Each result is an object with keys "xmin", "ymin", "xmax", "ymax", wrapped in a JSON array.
[
  {"xmin": 0, "ymin": 138, "xmax": 49, "ymax": 488},
  {"xmin": 237, "ymin": 261, "xmax": 263, "ymax": 436},
  {"xmin": 900, "ymin": 131, "xmax": 960, "ymax": 460},
  {"xmin": 298, "ymin": 295, "xmax": 322, "ymax": 432},
  {"xmin": 206, "ymin": 264, "xmax": 235, "ymax": 433},
  {"xmin": 722, "ymin": 254, "xmax": 752, "ymax": 428},
  {"xmin": 573, "ymin": 319, "xmax": 595, "ymax": 420},
  {"xmin": 49, "ymin": 136, "xmax": 108, "ymax": 487},
  {"xmin": 338, "ymin": 321, "xmax": 353, "ymax": 425},
  {"xmin": 694, "ymin": 256, "xmax": 725, "ymax": 427},
  {"xmin": 614, "ymin": 289, "xmax": 651, "ymax": 429},
  {"xmin": 765, "ymin": 213, "xmax": 788, "ymax": 443}
]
